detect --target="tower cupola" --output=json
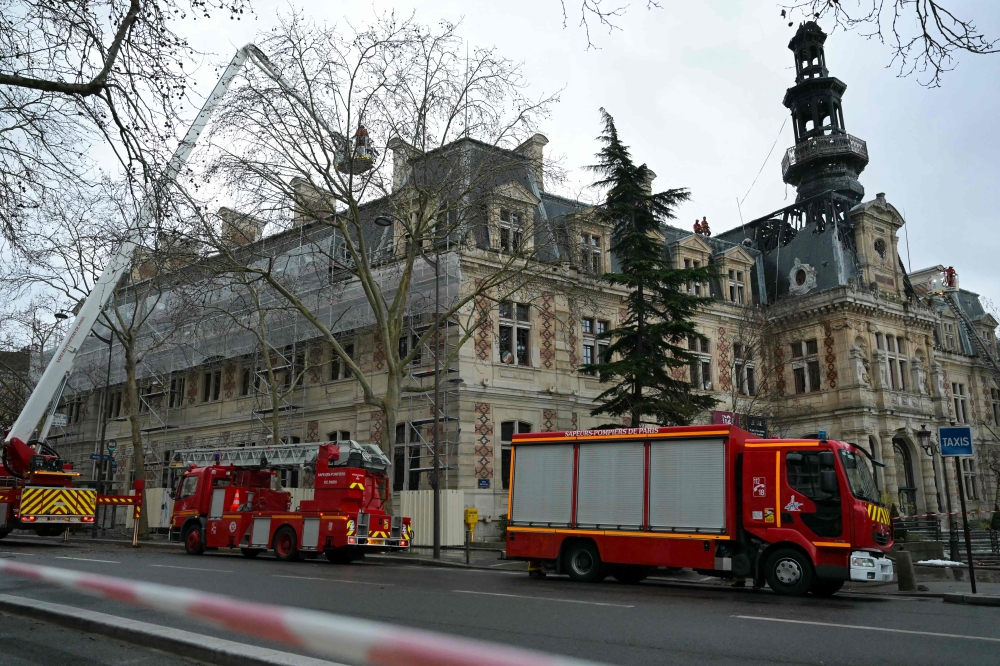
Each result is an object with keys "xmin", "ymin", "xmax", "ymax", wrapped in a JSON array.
[{"xmin": 781, "ymin": 22, "xmax": 869, "ymax": 202}]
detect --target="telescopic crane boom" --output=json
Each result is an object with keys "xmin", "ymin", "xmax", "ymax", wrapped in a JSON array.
[{"xmin": 3, "ymin": 44, "xmax": 369, "ymax": 478}]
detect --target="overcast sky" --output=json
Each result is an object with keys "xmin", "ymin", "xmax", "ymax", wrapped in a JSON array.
[{"xmin": 178, "ymin": 0, "xmax": 1000, "ymax": 307}]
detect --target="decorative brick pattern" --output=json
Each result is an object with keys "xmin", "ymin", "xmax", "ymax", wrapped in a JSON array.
[
  {"xmin": 474, "ymin": 402, "xmax": 493, "ymax": 480},
  {"xmin": 621, "ymin": 416, "xmax": 632, "ymax": 427},
  {"xmin": 773, "ymin": 344, "xmax": 786, "ymax": 397},
  {"xmin": 823, "ymin": 321, "xmax": 838, "ymax": 389},
  {"xmin": 372, "ymin": 333, "xmax": 386, "ymax": 372},
  {"xmin": 717, "ymin": 327, "xmax": 732, "ymax": 392},
  {"xmin": 306, "ymin": 420, "xmax": 319, "ymax": 442},
  {"xmin": 370, "ymin": 410, "xmax": 383, "ymax": 446},
  {"xmin": 567, "ymin": 302, "xmax": 579, "ymax": 368},
  {"xmin": 670, "ymin": 365, "xmax": 688, "ymax": 381},
  {"xmin": 186, "ymin": 372, "xmax": 199, "ymax": 405},
  {"xmin": 308, "ymin": 345, "xmax": 323, "ymax": 384},
  {"xmin": 539, "ymin": 292, "xmax": 555, "ymax": 369},
  {"xmin": 223, "ymin": 364, "xmax": 236, "ymax": 399},
  {"xmin": 543, "ymin": 409, "xmax": 557, "ymax": 432},
  {"xmin": 474, "ymin": 289, "xmax": 493, "ymax": 362}
]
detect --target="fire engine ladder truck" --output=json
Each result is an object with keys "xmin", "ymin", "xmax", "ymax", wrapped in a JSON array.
[
  {"xmin": 3, "ymin": 43, "xmax": 372, "ymax": 517},
  {"xmin": 938, "ymin": 282, "xmax": 1000, "ymax": 389}
]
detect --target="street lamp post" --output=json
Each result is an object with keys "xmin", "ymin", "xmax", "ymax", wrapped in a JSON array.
[
  {"xmin": 374, "ymin": 214, "xmax": 443, "ymax": 560},
  {"xmin": 918, "ymin": 424, "xmax": 959, "ymax": 561}
]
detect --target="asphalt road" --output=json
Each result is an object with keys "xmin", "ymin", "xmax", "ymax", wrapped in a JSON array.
[
  {"xmin": 1, "ymin": 538, "xmax": 999, "ymax": 666},
  {"xmin": 0, "ymin": 610, "xmax": 200, "ymax": 666}
]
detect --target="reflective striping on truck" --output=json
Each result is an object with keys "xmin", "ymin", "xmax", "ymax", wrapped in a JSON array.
[{"xmin": 19, "ymin": 487, "xmax": 96, "ymax": 516}]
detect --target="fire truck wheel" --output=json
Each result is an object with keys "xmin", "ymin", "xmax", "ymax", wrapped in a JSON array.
[
  {"xmin": 273, "ymin": 526, "xmax": 300, "ymax": 562},
  {"xmin": 240, "ymin": 548, "xmax": 263, "ymax": 558},
  {"xmin": 0, "ymin": 528, "xmax": 9, "ymax": 540},
  {"xmin": 764, "ymin": 548, "xmax": 813, "ymax": 596},
  {"xmin": 183, "ymin": 524, "xmax": 205, "ymax": 555},
  {"xmin": 564, "ymin": 541, "xmax": 603, "ymax": 583},
  {"xmin": 808, "ymin": 579, "xmax": 844, "ymax": 597}
]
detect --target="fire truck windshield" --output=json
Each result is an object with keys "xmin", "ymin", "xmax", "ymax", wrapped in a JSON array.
[{"xmin": 838, "ymin": 450, "xmax": 880, "ymax": 504}]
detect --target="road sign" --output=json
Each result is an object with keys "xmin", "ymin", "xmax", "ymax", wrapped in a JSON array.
[
  {"xmin": 743, "ymin": 416, "xmax": 768, "ymax": 438},
  {"xmin": 89, "ymin": 454, "xmax": 110, "ymax": 461},
  {"xmin": 106, "ymin": 440, "xmax": 117, "ymax": 453},
  {"xmin": 712, "ymin": 410, "xmax": 736, "ymax": 426},
  {"xmin": 939, "ymin": 426, "xmax": 973, "ymax": 456},
  {"xmin": 477, "ymin": 478, "xmax": 490, "ymax": 489}
]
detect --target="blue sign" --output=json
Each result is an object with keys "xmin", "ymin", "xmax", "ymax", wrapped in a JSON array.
[
  {"xmin": 89, "ymin": 454, "xmax": 110, "ymax": 461},
  {"xmin": 939, "ymin": 426, "xmax": 974, "ymax": 457},
  {"xmin": 478, "ymin": 478, "xmax": 490, "ymax": 489}
]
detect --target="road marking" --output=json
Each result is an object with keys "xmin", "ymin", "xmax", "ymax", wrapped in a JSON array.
[
  {"xmin": 53, "ymin": 557, "xmax": 120, "ymax": 564},
  {"xmin": 453, "ymin": 590, "xmax": 633, "ymax": 608},
  {"xmin": 272, "ymin": 575, "xmax": 392, "ymax": 586},
  {"xmin": 735, "ymin": 615, "xmax": 1000, "ymax": 643},
  {"xmin": 0, "ymin": 552, "xmax": 36, "ymax": 556},
  {"xmin": 149, "ymin": 564, "xmax": 233, "ymax": 573}
]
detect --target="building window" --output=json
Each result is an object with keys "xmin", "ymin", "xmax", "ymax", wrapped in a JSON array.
[
  {"xmin": 499, "ymin": 208, "xmax": 522, "ymax": 253},
  {"xmin": 202, "ymin": 369, "xmax": 222, "ymax": 402},
  {"xmin": 883, "ymin": 335, "xmax": 907, "ymax": 391},
  {"xmin": 791, "ymin": 339, "xmax": 821, "ymax": 393},
  {"xmin": 169, "ymin": 376, "xmax": 185, "ymax": 409},
  {"xmin": 991, "ymin": 388, "xmax": 1000, "ymax": 424},
  {"xmin": 399, "ymin": 333, "xmax": 422, "ymax": 366},
  {"xmin": 953, "ymin": 382, "xmax": 968, "ymax": 423},
  {"xmin": 62, "ymin": 397, "xmax": 85, "ymax": 424},
  {"xmin": 688, "ymin": 335, "xmax": 712, "ymax": 390},
  {"xmin": 580, "ymin": 232, "xmax": 602, "ymax": 274},
  {"xmin": 500, "ymin": 421, "xmax": 533, "ymax": 491},
  {"xmin": 105, "ymin": 389, "xmax": 123, "ymax": 419},
  {"xmin": 393, "ymin": 423, "xmax": 422, "ymax": 492},
  {"xmin": 728, "ymin": 269, "xmax": 746, "ymax": 305},
  {"xmin": 962, "ymin": 458, "xmax": 978, "ymax": 500},
  {"xmin": 498, "ymin": 302, "xmax": 530, "ymax": 366},
  {"xmin": 328, "ymin": 431, "xmax": 352, "ymax": 443},
  {"xmin": 943, "ymin": 323, "xmax": 957, "ymax": 351},
  {"xmin": 330, "ymin": 343, "xmax": 354, "ymax": 381},
  {"xmin": 734, "ymin": 343, "xmax": 756, "ymax": 396},
  {"xmin": 240, "ymin": 367, "xmax": 252, "ymax": 396},
  {"xmin": 684, "ymin": 258, "xmax": 705, "ymax": 296}
]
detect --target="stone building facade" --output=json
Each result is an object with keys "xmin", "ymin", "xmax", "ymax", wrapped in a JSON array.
[{"xmin": 49, "ymin": 22, "xmax": 998, "ymax": 535}]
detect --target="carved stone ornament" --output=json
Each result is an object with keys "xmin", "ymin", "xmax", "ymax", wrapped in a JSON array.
[
  {"xmin": 788, "ymin": 259, "xmax": 817, "ymax": 296},
  {"xmin": 849, "ymin": 345, "xmax": 870, "ymax": 386}
]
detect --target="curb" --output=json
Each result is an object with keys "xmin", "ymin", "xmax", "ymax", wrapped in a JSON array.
[
  {"xmin": 0, "ymin": 594, "xmax": 345, "ymax": 666},
  {"xmin": 366, "ymin": 553, "xmax": 527, "ymax": 571},
  {"xmin": 942, "ymin": 593, "xmax": 1000, "ymax": 607}
]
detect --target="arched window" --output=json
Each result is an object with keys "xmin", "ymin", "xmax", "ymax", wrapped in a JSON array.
[{"xmin": 892, "ymin": 439, "xmax": 917, "ymax": 515}]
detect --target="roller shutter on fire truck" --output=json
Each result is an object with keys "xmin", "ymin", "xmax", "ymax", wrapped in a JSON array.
[
  {"xmin": 510, "ymin": 445, "xmax": 573, "ymax": 526},
  {"xmin": 576, "ymin": 442, "xmax": 644, "ymax": 529},
  {"xmin": 648, "ymin": 438, "xmax": 726, "ymax": 532}
]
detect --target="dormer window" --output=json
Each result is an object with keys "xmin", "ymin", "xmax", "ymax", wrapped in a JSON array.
[
  {"xmin": 684, "ymin": 258, "xmax": 704, "ymax": 296},
  {"xmin": 499, "ymin": 208, "xmax": 522, "ymax": 252},
  {"xmin": 728, "ymin": 269, "xmax": 746, "ymax": 304},
  {"xmin": 581, "ymin": 232, "xmax": 602, "ymax": 274}
]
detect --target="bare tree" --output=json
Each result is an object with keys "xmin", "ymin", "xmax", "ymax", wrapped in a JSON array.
[
  {"xmin": 161, "ymin": 13, "xmax": 564, "ymax": 496},
  {"xmin": 0, "ymin": 0, "xmax": 252, "ymax": 245}
]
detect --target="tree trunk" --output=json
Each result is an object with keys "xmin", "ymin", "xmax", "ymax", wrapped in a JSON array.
[
  {"xmin": 380, "ymin": 378, "xmax": 400, "ymax": 514},
  {"xmin": 122, "ymin": 337, "xmax": 150, "ymax": 539}
]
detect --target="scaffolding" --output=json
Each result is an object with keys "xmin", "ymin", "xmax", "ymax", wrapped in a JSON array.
[{"xmin": 61, "ymin": 220, "xmax": 463, "ymax": 493}]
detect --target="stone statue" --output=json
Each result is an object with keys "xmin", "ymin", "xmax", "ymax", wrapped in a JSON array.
[{"xmin": 849, "ymin": 346, "xmax": 871, "ymax": 386}]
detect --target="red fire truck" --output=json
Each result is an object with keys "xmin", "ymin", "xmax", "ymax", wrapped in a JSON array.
[
  {"xmin": 505, "ymin": 425, "xmax": 894, "ymax": 596},
  {"xmin": 169, "ymin": 441, "xmax": 411, "ymax": 563}
]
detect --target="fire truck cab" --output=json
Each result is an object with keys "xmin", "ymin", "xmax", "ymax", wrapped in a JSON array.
[
  {"xmin": 506, "ymin": 425, "xmax": 893, "ymax": 596},
  {"xmin": 170, "ymin": 441, "xmax": 411, "ymax": 563}
]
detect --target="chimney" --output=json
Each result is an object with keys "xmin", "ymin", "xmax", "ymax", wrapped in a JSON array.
[
  {"xmin": 219, "ymin": 207, "xmax": 264, "ymax": 247},
  {"xmin": 514, "ymin": 133, "xmax": 549, "ymax": 192},
  {"xmin": 388, "ymin": 137, "xmax": 420, "ymax": 192},
  {"xmin": 642, "ymin": 169, "xmax": 657, "ymax": 194}
]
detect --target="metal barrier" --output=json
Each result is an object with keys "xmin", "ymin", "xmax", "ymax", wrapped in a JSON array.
[{"xmin": 0, "ymin": 560, "xmax": 605, "ymax": 666}]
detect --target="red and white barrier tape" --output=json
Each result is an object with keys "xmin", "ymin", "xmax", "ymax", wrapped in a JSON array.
[{"xmin": 0, "ymin": 560, "xmax": 605, "ymax": 666}]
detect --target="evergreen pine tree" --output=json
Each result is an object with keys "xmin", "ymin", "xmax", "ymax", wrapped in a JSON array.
[{"xmin": 585, "ymin": 109, "xmax": 717, "ymax": 426}]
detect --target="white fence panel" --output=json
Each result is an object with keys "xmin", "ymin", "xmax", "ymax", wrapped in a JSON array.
[{"xmin": 400, "ymin": 489, "xmax": 465, "ymax": 546}]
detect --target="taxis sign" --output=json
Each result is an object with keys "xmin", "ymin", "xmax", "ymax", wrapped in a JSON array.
[{"xmin": 939, "ymin": 426, "xmax": 973, "ymax": 457}]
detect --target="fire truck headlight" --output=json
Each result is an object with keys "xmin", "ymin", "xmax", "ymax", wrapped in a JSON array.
[{"xmin": 851, "ymin": 556, "xmax": 876, "ymax": 568}]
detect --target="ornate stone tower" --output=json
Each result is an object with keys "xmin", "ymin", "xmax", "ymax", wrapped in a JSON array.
[{"xmin": 781, "ymin": 22, "xmax": 869, "ymax": 203}]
